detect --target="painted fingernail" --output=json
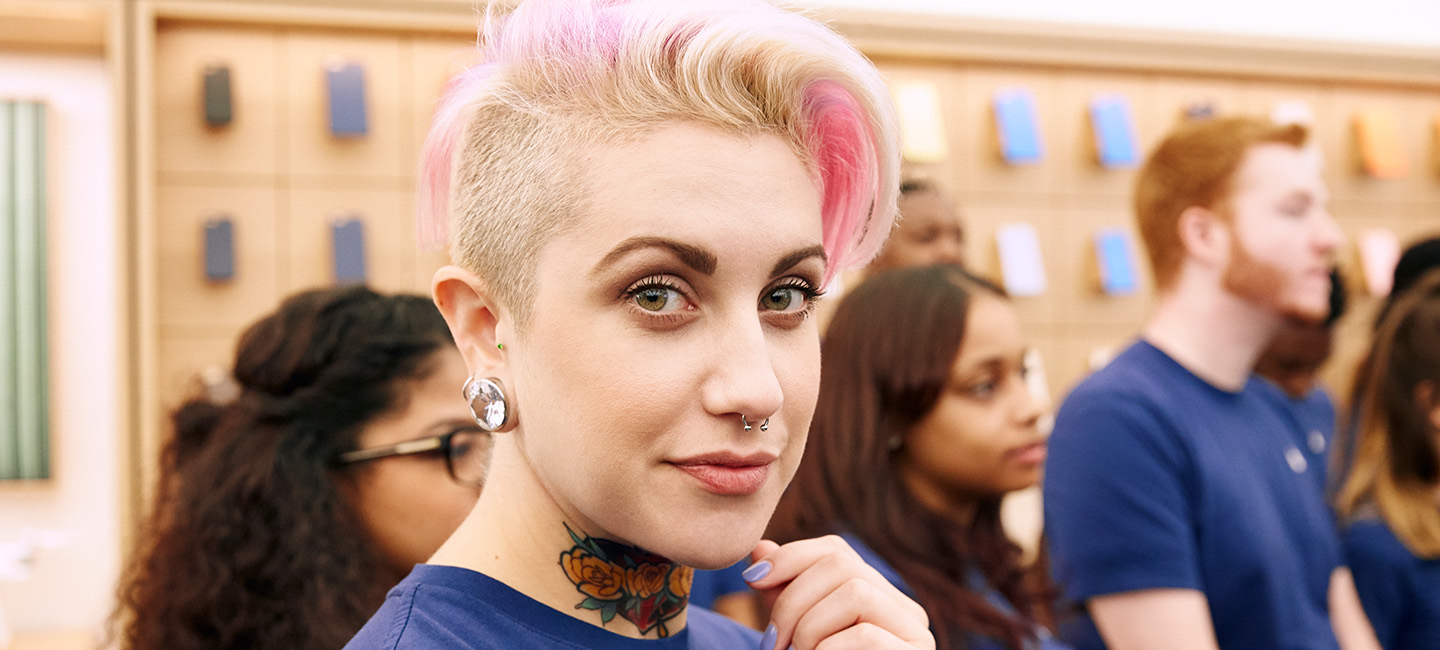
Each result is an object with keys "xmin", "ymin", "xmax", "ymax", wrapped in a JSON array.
[
  {"xmin": 741, "ymin": 560, "xmax": 771, "ymax": 582},
  {"xmin": 758, "ymin": 623, "xmax": 777, "ymax": 650}
]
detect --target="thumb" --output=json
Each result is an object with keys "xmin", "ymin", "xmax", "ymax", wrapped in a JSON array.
[{"xmin": 750, "ymin": 539, "xmax": 780, "ymax": 564}]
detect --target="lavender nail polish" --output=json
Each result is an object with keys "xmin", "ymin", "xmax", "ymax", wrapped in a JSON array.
[
  {"xmin": 741, "ymin": 560, "xmax": 771, "ymax": 582},
  {"xmin": 758, "ymin": 623, "xmax": 777, "ymax": 650}
]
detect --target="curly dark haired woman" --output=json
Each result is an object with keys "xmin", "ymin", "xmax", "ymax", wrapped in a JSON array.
[{"xmin": 114, "ymin": 285, "xmax": 486, "ymax": 650}]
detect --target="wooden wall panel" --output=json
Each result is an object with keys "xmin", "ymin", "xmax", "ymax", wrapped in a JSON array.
[
  {"xmin": 154, "ymin": 26, "xmax": 280, "ymax": 179},
  {"xmin": 282, "ymin": 31, "xmax": 405, "ymax": 182},
  {"xmin": 877, "ymin": 61, "xmax": 965, "ymax": 200},
  {"xmin": 1054, "ymin": 72, "xmax": 1156, "ymax": 207},
  {"xmin": 283, "ymin": 187, "xmax": 415, "ymax": 294},
  {"xmin": 1329, "ymin": 87, "xmax": 1434, "ymax": 204},
  {"xmin": 154, "ymin": 184, "xmax": 281, "ymax": 329},
  {"xmin": 1053, "ymin": 209, "xmax": 1152, "ymax": 328},
  {"xmin": 961, "ymin": 66, "xmax": 1062, "ymax": 207},
  {"xmin": 155, "ymin": 331, "xmax": 241, "ymax": 413},
  {"xmin": 1152, "ymin": 77, "xmax": 1243, "ymax": 131}
]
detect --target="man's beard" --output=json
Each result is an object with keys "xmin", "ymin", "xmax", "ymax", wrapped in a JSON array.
[{"xmin": 1220, "ymin": 237, "xmax": 1327, "ymax": 325}]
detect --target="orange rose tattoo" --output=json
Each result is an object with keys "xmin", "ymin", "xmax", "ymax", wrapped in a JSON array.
[{"xmin": 559, "ymin": 524, "xmax": 693, "ymax": 637}]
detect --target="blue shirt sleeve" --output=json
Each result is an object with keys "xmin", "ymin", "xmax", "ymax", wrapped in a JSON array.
[{"xmin": 1044, "ymin": 386, "xmax": 1201, "ymax": 602}]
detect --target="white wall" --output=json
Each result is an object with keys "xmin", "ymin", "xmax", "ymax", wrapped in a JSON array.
[
  {"xmin": 803, "ymin": 0, "xmax": 1440, "ymax": 49},
  {"xmin": 0, "ymin": 52, "xmax": 120, "ymax": 640}
]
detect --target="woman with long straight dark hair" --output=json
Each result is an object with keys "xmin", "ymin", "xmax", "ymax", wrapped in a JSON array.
[
  {"xmin": 769, "ymin": 265, "xmax": 1068, "ymax": 650},
  {"xmin": 1334, "ymin": 269, "xmax": 1440, "ymax": 649}
]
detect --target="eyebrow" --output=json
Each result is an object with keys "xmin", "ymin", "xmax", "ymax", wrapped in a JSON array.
[
  {"xmin": 591, "ymin": 237, "xmax": 828, "ymax": 279},
  {"xmin": 771, "ymin": 245, "xmax": 827, "ymax": 278},
  {"xmin": 593, "ymin": 236, "xmax": 718, "ymax": 277}
]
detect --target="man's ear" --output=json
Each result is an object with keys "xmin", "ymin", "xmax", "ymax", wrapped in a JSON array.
[
  {"xmin": 433, "ymin": 265, "xmax": 509, "ymax": 377},
  {"xmin": 1177, "ymin": 205, "xmax": 1229, "ymax": 271}
]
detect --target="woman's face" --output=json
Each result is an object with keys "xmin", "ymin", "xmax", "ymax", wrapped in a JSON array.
[
  {"xmin": 505, "ymin": 122, "xmax": 824, "ymax": 569},
  {"xmin": 898, "ymin": 295, "xmax": 1045, "ymax": 510},
  {"xmin": 345, "ymin": 350, "xmax": 481, "ymax": 575}
]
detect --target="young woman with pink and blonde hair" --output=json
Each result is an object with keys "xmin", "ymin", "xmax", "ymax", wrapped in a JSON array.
[{"xmin": 343, "ymin": 1, "xmax": 931, "ymax": 649}]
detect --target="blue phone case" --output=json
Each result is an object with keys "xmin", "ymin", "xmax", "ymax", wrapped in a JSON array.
[
  {"xmin": 994, "ymin": 89, "xmax": 1043, "ymax": 164},
  {"xmin": 326, "ymin": 62, "xmax": 368, "ymax": 137},
  {"xmin": 1090, "ymin": 95, "xmax": 1139, "ymax": 168},
  {"xmin": 1095, "ymin": 228, "xmax": 1138, "ymax": 295},
  {"xmin": 331, "ymin": 217, "xmax": 368, "ymax": 284},
  {"xmin": 203, "ymin": 216, "xmax": 235, "ymax": 282}
]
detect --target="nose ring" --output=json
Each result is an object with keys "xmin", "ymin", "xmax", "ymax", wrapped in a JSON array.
[{"xmin": 741, "ymin": 415, "xmax": 769, "ymax": 432}]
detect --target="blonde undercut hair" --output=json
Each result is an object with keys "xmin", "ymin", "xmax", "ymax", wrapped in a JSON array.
[{"xmin": 418, "ymin": 0, "xmax": 901, "ymax": 328}]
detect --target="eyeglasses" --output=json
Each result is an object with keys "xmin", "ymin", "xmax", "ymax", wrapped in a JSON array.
[{"xmin": 337, "ymin": 423, "xmax": 492, "ymax": 487}]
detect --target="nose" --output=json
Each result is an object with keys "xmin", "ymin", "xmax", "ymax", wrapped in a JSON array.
[
  {"xmin": 1013, "ymin": 373, "xmax": 1044, "ymax": 429},
  {"xmin": 931, "ymin": 235, "xmax": 965, "ymax": 268},
  {"xmin": 1313, "ymin": 207, "xmax": 1344, "ymax": 257},
  {"xmin": 698, "ymin": 309, "xmax": 785, "ymax": 428}
]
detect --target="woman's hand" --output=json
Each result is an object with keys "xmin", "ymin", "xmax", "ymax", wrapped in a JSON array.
[{"xmin": 742, "ymin": 536, "xmax": 935, "ymax": 650}]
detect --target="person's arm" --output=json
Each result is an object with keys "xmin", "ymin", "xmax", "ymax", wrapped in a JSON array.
[
  {"xmin": 1328, "ymin": 567, "xmax": 1382, "ymax": 650},
  {"xmin": 1045, "ymin": 383, "xmax": 1206, "ymax": 645},
  {"xmin": 743, "ymin": 536, "xmax": 935, "ymax": 650},
  {"xmin": 1088, "ymin": 589, "xmax": 1219, "ymax": 650}
]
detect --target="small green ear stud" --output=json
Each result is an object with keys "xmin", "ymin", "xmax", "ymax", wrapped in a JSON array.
[{"xmin": 497, "ymin": 343, "xmax": 505, "ymax": 351}]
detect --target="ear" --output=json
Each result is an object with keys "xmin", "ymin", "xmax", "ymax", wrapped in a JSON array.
[
  {"xmin": 433, "ymin": 265, "xmax": 511, "ymax": 379},
  {"xmin": 1416, "ymin": 381, "xmax": 1440, "ymax": 432},
  {"xmin": 1176, "ymin": 205, "xmax": 1229, "ymax": 271}
]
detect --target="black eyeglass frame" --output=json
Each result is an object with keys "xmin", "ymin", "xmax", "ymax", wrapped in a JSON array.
[{"xmin": 337, "ymin": 424, "xmax": 489, "ymax": 486}]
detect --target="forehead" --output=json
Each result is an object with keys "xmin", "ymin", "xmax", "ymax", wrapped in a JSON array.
[
  {"xmin": 896, "ymin": 190, "xmax": 959, "ymax": 228},
  {"xmin": 951, "ymin": 294, "xmax": 1023, "ymax": 370},
  {"xmin": 1231, "ymin": 143, "xmax": 1324, "ymax": 198},
  {"xmin": 558, "ymin": 123, "xmax": 823, "ymax": 257}
]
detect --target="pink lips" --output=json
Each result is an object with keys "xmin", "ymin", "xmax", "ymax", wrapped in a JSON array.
[
  {"xmin": 670, "ymin": 452, "xmax": 775, "ymax": 496},
  {"xmin": 1008, "ymin": 442, "xmax": 1048, "ymax": 466}
]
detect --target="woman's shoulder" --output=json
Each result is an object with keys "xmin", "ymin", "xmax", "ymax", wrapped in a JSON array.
[{"xmin": 1343, "ymin": 518, "xmax": 1414, "ymax": 560}]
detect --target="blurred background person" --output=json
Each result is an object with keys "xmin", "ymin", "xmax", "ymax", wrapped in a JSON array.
[
  {"xmin": 869, "ymin": 179, "xmax": 968, "ymax": 273},
  {"xmin": 113, "ymin": 286, "xmax": 486, "ymax": 650},
  {"xmin": 1333, "ymin": 269, "xmax": 1440, "ymax": 650},
  {"xmin": 1337, "ymin": 234, "xmax": 1440, "ymax": 492},
  {"xmin": 770, "ymin": 265, "xmax": 1067, "ymax": 650},
  {"xmin": 1374, "ymin": 235, "xmax": 1440, "ymax": 327},
  {"xmin": 1254, "ymin": 267, "xmax": 1348, "ymax": 494},
  {"xmin": 1043, "ymin": 117, "xmax": 1376, "ymax": 650}
]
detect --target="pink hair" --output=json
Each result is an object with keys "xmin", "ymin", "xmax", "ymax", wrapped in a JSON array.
[{"xmin": 804, "ymin": 79, "xmax": 888, "ymax": 286}]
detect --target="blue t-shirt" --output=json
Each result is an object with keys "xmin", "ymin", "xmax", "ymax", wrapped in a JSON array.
[
  {"xmin": 344, "ymin": 564, "xmax": 762, "ymax": 650},
  {"xmin": 1043, "ymin": 340, "xmax": 1343, "ymax": 650},
  {"xmin": 1254, "ymin": 378, "xmax": 1336, "ymax": 497},
  {"xmin": 841, "ymin": 533, "xmax": 1071, "ymax": 650},
  {"xmin": 689, "ymin": 561, "xmax": 750, "ymax": 611},
  {"xmin": 1343, "ymin": 518, "xmax": 1440, "ymax": 650}
]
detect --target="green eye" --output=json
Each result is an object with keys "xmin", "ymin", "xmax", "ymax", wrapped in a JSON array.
[
  {"xmin": 634, "ymin": 286, "xmax": 681, "ymax": 312},
  {"xmin": 761, "ymin": 287, "xmax": 800, "ymax": 312}
]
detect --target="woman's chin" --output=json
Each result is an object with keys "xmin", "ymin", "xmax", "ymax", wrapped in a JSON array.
[{"xmin": 658, "ymin": 519, "xmax": 766, "ymax": 570}]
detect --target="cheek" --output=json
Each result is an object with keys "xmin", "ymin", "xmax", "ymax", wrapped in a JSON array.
[
  {"xmin": 352, "ymin": 463, "xmax": 477, "ymax": 565},
  {"xmin": 914, "ymin": 401, "xmax": 1003, "ymax": 464}
]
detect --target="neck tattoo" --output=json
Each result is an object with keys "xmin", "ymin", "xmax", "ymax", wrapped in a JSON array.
[{"xmin": 558, "ymin": 523, "xmax": 692, "ymax": 638}]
